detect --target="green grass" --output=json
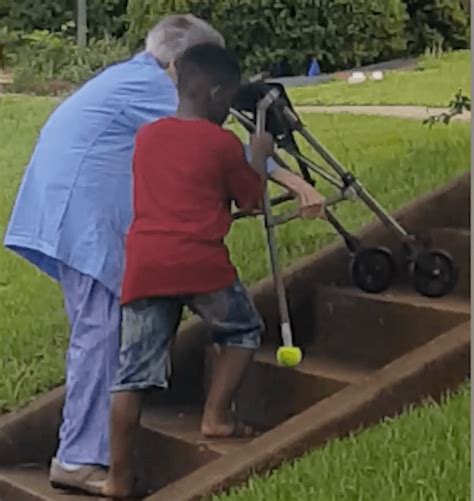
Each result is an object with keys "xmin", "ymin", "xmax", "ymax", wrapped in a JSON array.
[
  {"xmin": 0, "ymin": 95, "xmax": 69, "ymax": 410},
  {"xmin": 0, "ymin": 96, "xmax": 470, "ymax": 411},
  {"xmin": 289, "ymin": 50, "xmax": 471, "ymax": 107},
  {"xmin": 214, "ymin": 383, "xmax": 470, "ymax": 501}
]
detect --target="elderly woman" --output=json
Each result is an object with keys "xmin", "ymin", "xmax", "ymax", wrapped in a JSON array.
[{"xmin": 4, "ymin": 14, "xmax": 322, "ymax": 493}]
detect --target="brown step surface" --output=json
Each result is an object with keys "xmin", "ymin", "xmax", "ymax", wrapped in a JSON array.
[
  {"xmin": 149, "ymin": 321, "xmax": 470, "ymax": 501},
  {"xmin": 0, "ymin": 464, "xmax": 99, "ymax": 501},
  {"xmin": 144, "ymin": 347, "xmax": 363, "ymax": 453},
  {"xmin": 258, "ymin": 282, "xmax": 469, "ymax": 351},
  {"xmin": 254, "ymin": 347, "xmax": 371, "ymax": 384},
  {"xmin": 331, "ymin": 285, "xmax": 470, "ymax": 315},
  {"xmin": 134, "ymin": 425, "xmax": 219, "ymax": 493},
  {"xmin": 0, "ymin": 389, "xmax": 64, "ymax": 467},
  {"xmin": 309, "ymin": 285, "xmax": 468, "ymax": 370},
  {"xmin": 0, "ymin": 173, "xmax": 469, "ymax": 500},
  {"xmin": 234, "ymin": 353, "xmax": 347, "ymax": 429},
  {"xmin": 203, "ymin": 347, "xmax": 347, "ymax": 430},
  {"xmin": 0, "ymin": 423, "xmax": 220, "ymax": 500},
  {"xmin": 161, "ymin": 174, "xmax": 470, "ymax": 404},
  {"xmin": 1, "ymin": 319, "xmax": 468, "ymax": 501},
  {"xmin": 141, "ymin": 403, "xmax": 253, "ymax": 456}
]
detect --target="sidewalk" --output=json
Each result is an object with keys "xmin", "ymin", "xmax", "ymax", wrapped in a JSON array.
[
  {"xmin": 294, "ymin": 105, "xmax": 471, "ymax": 122},
  {"xmin": 269, "ymin": 57, "xmax": 418, "ymax": 88}
]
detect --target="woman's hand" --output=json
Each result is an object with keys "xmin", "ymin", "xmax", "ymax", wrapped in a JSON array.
[
  {"xmin": 268, "ymin": 166, "xmax": 326, "ymax": 220},
  {"xmin": 296, "ymin": 185, "xmax": 326, "ymax": 220}
]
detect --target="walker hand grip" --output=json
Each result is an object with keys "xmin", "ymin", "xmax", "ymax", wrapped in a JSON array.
[{"xmin": 271, "ymin": 209, "xmax": 299, "ymax": 226}]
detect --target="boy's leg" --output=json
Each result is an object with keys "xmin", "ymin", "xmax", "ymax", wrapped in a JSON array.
[
  {"xmin": 103, "ymin": 297, "xmax": 182, "ymax": 498},
  {"xmin": 104, "ymin": 391, "xmax": 143, "ymax": 497},
  {"xmin": 201, "ymin": 346, "xmax": 255, "ymax": 436},
  {"xmin": 187, "ymin": 280, "xmax": 263, "ymax": 437}
]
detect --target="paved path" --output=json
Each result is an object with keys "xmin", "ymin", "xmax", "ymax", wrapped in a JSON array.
[
  {"xmin": 294, "ymin": 105, "xmax": 471, "ymax": 122},
  {"xmin": 271, "ymin": 57, "xmax": 417, "ymax": 88}
]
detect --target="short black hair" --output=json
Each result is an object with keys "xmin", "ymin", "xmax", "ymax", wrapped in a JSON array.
[{"xmin": 176, "ymin": 43, "xmax": 241, "ymax": 97}]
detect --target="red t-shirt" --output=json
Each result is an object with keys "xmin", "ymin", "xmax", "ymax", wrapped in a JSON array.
[{"xmin": 121, "ymin": 117, "xmax": 264, "ymax": 305}]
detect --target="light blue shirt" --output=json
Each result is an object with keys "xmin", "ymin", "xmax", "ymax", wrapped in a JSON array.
[{"xmin": 3, "ymin": 51, "xmax": 277, "ymax": 296}]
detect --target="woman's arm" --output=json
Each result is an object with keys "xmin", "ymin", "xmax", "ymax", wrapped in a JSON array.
[
  {"xmin": 243, "ymin": 145, "xmax": 325, "ymax": 219},
  {"xmin": 269, "ymin": 164, "xmax": 325, "ymax": 219}
]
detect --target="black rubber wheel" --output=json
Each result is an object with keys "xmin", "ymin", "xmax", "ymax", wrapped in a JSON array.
[
  {"xmin": 351, "ymin": 247, "xmax": 396, "ymax": 294},
  {"xmin": 411, "ymin": 249, "xmax": 457, "ymax": 298}
]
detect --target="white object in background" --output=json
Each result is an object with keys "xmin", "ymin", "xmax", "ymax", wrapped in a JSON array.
[
  {"xmin": 348, "ymin": 71, "xmax": 366, "ymax": 85},
  {"xmin": 371, "ymin": 70, "xmax": 384, "ymax": 81}
]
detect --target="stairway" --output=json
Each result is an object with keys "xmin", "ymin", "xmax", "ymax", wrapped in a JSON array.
[{"xmin": 0, "ymin": 173, "xmax": 469, "ymax": 500}]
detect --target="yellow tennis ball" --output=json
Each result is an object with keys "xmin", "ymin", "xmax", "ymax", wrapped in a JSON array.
[{"xmin": 276, "ymin": 346, "xmax": 302, "ymax": 367}]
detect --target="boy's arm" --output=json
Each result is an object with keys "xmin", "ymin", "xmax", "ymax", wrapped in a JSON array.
[
  {"xmin": 248, "ymin": 132, "xmax": 275, "ymax": 178},
  {"xmin": 223, "ymin": 136, "xmax": 269, "ymax": 211}
]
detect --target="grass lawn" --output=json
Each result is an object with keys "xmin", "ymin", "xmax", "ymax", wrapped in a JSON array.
[
  {"xmin": 0, "ymin": 96, "xmax": 69, "ymax": 411},
  {"xmin": 288, "ymin": 50, "xmax": 471, "ymax": 108},
  {"xmin": 0, "ymin": 95, "xmax": 470, "ymax": 411},
  {"xmin": 214, "ymin": 383, "xmax": 470, "ymax": 501}
]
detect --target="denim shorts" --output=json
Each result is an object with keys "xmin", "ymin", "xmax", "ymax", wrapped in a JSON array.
[{"xmin": 112, "ymin": 280, "xmax": 263, "ymax": 392}]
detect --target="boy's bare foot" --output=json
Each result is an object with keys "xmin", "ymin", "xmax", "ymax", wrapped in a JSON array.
[
  {"xmin": 201, "ymin": 415, "xmax": 258, "ymax": 438},
  {"xmin": 202, "ymin": 346, "xmax": 257, "ymax": 439}
]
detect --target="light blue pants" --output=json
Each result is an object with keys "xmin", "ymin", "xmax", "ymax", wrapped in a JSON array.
[{"xmin": 56, "ymin": 263, "xmax": 120, "ymax": 467}]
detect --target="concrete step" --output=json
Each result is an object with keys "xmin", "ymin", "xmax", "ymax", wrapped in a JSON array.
[
  {"xmin": 308, "ymin": 285, "xmax": 469, "ymax": 370},
  {"xmin": 0, "ymin": 423, "xmax": 221, "ymax": 500},
  {"xmin": 134, "ymin": 424, "xmax": 219, "ymax": 493},
  {"xmin": 260, "ymin": 281, "xmax": 469, "ymax": 349},
  {"xmin": 203, "ymin": 347, "xmax": 346, "ymax": 431},
  {"xmin": 149, "ymin": 321, "xmax": 470, "ymax": 501},
  {"xmin": 141, "ymin": 403, "xmax": 253, "ymax": 456},
  {"xmin": 254, "ymin": 347, "xmax": 371, "ymax": 384},
  {"xmin": 332, "ymin": 285, "xmax": 470, "ymax": 315},
  {"xmin": 234, "ymin": 352, "xmax": 347, "ymax": 429},
  {"xmin": 204, "ymin": 279, "xmax": 469, "ymax": 430},
  {"xmin": 144, "ymin": 344, "xmax": 371, "ymax": 451},
  {"xmin": 0, "ymin": 283, "xmax": 468, "ymax": 501},
  {"xmin": 0, "ymin": 173, "xmax": 469, "ymax": 501},
  {"xmin": 0, "ymin": 465, "xmax": 90, "ymax": 501}
]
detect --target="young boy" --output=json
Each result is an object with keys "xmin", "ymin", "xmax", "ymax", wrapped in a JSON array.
[{"xmin": 101, "ymin": 43, "xmax": 276, "ymax": 498}]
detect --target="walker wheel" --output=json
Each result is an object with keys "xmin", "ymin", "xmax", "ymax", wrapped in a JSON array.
[
  {"xmin": 351, "ymin": 247, "xmax": 396, "ymax": 294},
  {"xmin": 411, "ymin": 249, "xmax": 457, "ymax": 298}
]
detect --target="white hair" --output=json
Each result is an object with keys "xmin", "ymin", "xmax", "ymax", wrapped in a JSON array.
[{"xmin": 145, "ymin": 14, "xmax": 225, "ymax": 67}]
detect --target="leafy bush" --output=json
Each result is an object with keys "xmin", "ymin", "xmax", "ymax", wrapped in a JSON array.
[
  {"xmin": 402, "ymin": 0, "xmax": 470, "ymax": 53},
  {"xmin": 127, "ymin": 0, "xmax": 408, "ymax": 75},
  {"xmin": 0, "ymin": 26, "xmax": 21, "ymax": 69},
  {"xmin": 0, "ymin": 0, "xmax": 128, "ymax": 39},
  {"xmin": 10, "ymin": 29, "xmax": 130, "ymax": 95}
]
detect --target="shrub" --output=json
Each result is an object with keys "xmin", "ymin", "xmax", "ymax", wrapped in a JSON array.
[
  {"xmin": 0, "ymin": 26, "xmax": 21, "ymax": 69},
  {"xmin": 0, "ymin": 0, "xmax": 128, "ymax": 39},
  {"xmin": 10, "ymin": 29, "xmax": 130, "ymax": 95},
  {"xmin": 127, "ymin": 0, "xmax": 408, "ymax": 75},
  {"xmin": 402, "ymin": 0, "xmax": 470, "ymax": 53}
]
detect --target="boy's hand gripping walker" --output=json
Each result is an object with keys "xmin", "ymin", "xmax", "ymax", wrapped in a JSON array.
[{"xmin": 231, "ymin": 81, "xmax": 458, "ymax": 369}]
